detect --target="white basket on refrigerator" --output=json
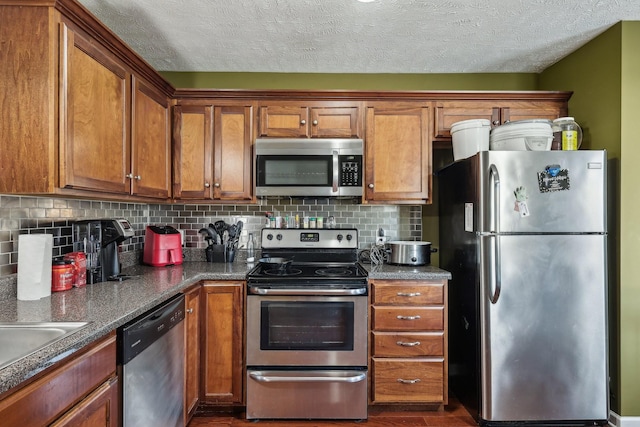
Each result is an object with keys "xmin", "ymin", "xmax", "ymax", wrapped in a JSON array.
[
  {"xmin": 451, "ymin": 119, "xmax": 491, "ymax": 160},
  {"xmin": 490, "ymin": 120, "xmax": 553, "ymax": 151}
]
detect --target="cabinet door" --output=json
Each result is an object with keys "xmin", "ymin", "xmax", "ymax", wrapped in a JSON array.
[
  {"xmin": 259, "ymin": 105, "xmax": 309, "ymax": 137},
  {"xmin": 501, "ymin": 100, "xmax": 568, "ymax": 124},
  {"xmin": 202, "ymin": 282, "xmax": 244, "ymax": 404},
  {"xmin": 131, "ymin": 77, "xmax": 171, "ymax": 199},
  {"xmin": 59, "ymin": 23, "xmax": 130, "ymax": 194},
  {"xmin": 184, "ymin": 286, "xmax": 201, "ymax": 424},
  {"xmin": 172, "ymin": 105, "xmax": 214, "ymax": 199},
  {"xmin": 434, "ymin": 101, "xmax": 498, "ymax": 139},
  {"xmin": 365, "ymin": 102, "xmax": 431, "ymax": 203},
  {"xmin": 50, "ymin": 377, "xmax": 118, "ymax": 427},
  {"xmin": 310, "ymin": 106, "xmax": 361, "ymax": 138},
  {"xmin": 214, "ymin": 105, "xmax": 253, "ymax": 201}
]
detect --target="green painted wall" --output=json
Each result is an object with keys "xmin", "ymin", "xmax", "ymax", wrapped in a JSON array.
[
  {"xmin": 160, "ymin": 71, "xmax": 539, "ymax": 91},
  {"xmin": 540, "ymin": 21, "xmax": 640, "ymax": 417}
]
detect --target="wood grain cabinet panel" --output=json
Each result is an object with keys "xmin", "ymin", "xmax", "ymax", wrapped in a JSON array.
[
  {"xmin": 369, "ymin": 279, "xmax": 447, "ymax": 406},
  {"xmin": 434, "ymin": 98, "xmax": 569, "ymax": 139},
  {"xmin": 173, "ymin": 102, "xmax": 253, "ymax": 202},
  {"xmin": 201, "ymin": 281, "xmax": 244, "ymax": 405},
  {"xmin": 184, "ymin": 285, "xmax": 201, "ymax": 424},
  {"xmin": 0, "ymin": 334, "xmax": 117, "ymax": 427},
  {"xmin": 59, "ymin": 22, "xmax": 131, "ymax": 195},
  {"xmin": 258, "ymin": 102, "xmax": 363, "ymax": 138},
  {"xmin": 364, "ymin": 102, "xmax": 432, "ymax": 203}
]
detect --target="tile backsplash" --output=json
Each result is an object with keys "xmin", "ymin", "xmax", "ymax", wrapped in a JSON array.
[{"xmin": 0, "ymin": 194, "xmax": 422, "ymax": 278}]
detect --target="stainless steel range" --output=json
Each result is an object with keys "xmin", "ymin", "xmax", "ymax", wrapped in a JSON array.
[{"xmin": 245, "ymin": 228, "xmax": 368, "ymax": 420}]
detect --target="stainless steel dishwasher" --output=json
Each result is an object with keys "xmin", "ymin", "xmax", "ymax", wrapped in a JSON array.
[{"xmin": 118, "ymin": 293, "xmax": 185, "ymax": 427}]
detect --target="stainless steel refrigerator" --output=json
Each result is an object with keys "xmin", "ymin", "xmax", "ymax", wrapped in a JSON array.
[{"xmin": 438, "ymin": 150, "xmax": 609, "ymax": 426}]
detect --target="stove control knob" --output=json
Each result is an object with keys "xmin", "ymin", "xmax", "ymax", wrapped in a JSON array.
[
  {"xmin": 337, "ymin": 234, "xmax": 343, "ymax": 242},
  {"xmin": 276, "ymin": 234, "xmax": 283, "ymax": 240},
  {"xmin": 266, "ymin": 234, "xmax": 274, "ymax": 240},
  {"xmin": 346, "ymin": 234, "xmax": 353, "ymax": 241}
]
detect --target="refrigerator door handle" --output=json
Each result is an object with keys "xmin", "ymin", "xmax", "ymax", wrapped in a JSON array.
[
  {"xmin": 490, "ymin": 234, "xmax": 501, "ymax": 304},
  {"xmin": 489, "ymin": 164, "xmax": 500, "ymax": 233},
  {"xmin": 489, "ymin": 164, "xmax": 501, "ymax": 304}
]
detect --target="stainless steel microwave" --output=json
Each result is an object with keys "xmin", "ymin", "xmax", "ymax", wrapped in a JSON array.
[{"xmin": 255, "ymin": 138, "xmax": 363, "ymax": 197}]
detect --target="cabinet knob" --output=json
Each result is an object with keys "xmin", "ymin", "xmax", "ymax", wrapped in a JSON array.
[
  {"xmin": 186, "ymin": 308, "xmax": 194, "ymax": 314},
  {"xmin": 368, "ymin": 183, "xmax": 374, "ymax": 189},
  {"xmin": 492, "ymin": 120, "xmax": 500, "ymax": 126},
  {"xmin": 312, "ymin": 120, "xmax": 318, "ymax": 126},
  {"xmin": 134, "ymin": 175, "xmax": 141, "ymax": 180},
  {"xmin": 125, "ymin": 173, "xmax": 133, "ymax": 179},
  {"xmin": 204, "ymin": 182, "xmax": 211, "ymax": 188},
  {"xmin": 503, "ymin": 120, "xmax": 510, "ymax": 124},
  {"xmin": 214, "ymin": 182, "xmax": 220, "ymax": 188},
  {"xmin": 300, "ymin": 119, "xmax": 306, "ymax": 125}
]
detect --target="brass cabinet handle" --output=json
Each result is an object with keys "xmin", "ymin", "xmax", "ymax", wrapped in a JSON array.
[
  {"xmin": 396, "ymin": 315, "xmax": 421, "ymax": 320},
  {"xmin": 397, "ymin": 292, "xmax": 421, "ymax": 297},
  {"xmin": 396, "ymin": 341, "xmax": 421, "ymax": 347},
  {"xmin": 397, "ymin": 378, "xmax": 421, "ymax": 384}
]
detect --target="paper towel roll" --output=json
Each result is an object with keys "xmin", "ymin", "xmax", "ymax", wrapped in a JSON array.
[{"xmin": 17, "ymin": 234, "xmax": 53, "ymax": 301}]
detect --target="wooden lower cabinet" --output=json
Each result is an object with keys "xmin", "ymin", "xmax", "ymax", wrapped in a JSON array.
[
  {"xmin": 184, "ymin": 285, "xmax": 201, "ymax": 424},
  {"xmin": 369, "ymin": 279, "xmax": 448, "ymax": 406},
  {"xmin": 201, "ymin": 281, "xmax": 244, "ymax": 405},
  {"xmin": 0, "ymin": 334, "xmax": 117, "ymax": 427}
]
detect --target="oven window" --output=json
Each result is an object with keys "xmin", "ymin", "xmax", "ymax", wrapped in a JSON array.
[
  {"xmin": 260, "ymin": 301, "xmax": 354, "ymax": 351},
  {"xmin": 257, "ymin": 155, "xmax": 332, "ymax": 186}
]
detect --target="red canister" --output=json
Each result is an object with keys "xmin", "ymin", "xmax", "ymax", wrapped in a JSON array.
[
  {"xmin": 51, "ymin": 260, "xmax": 73, "ymax": 292},
  {"xmin": 64, "ymin": 251, "xmax": 87, "ymax": 287}
]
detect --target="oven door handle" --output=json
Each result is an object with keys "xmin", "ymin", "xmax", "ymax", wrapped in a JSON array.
[
  {"xmin": 249, "ymin": 287, "xmax": 367, "ymax": 296},
  {"xmin": 249, "ymin": 371, "xmax": 366, "ymax": 383}
]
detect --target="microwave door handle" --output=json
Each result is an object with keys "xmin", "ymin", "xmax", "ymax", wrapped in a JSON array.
[{"xmin": 332, "ymin": 150, "xmax": 339, "ymax": 193}]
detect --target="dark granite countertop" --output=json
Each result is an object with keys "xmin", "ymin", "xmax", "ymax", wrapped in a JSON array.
[
  {"xmin": 362, "ymin": 262, "xmax": 452, "ymax": 280},
  {"xmin": 0, "ymin": 259, "xmax": 450, "ymax": 396}
]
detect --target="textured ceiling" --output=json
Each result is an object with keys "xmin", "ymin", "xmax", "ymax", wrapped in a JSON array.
[{"xmin": 77, "ymin": 0, "xmax": 640, "ymax": 74}]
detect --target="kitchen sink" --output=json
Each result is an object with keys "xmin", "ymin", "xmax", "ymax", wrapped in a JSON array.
[{"xmin": 0, "ymin": 322, "xmax": 90, "ymax": 370}]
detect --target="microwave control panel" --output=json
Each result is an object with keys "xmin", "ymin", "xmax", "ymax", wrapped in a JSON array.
[{"xmin": 339, "ymin": 155, "xmax": 362, "ymax": 187}]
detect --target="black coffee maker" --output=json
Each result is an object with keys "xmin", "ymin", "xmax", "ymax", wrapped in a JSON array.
[{"xmin": 73, "ymin": 218, "xmax": 135, "ymax": 283}]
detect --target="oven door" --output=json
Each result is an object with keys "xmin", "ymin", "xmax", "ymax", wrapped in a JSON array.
[{"xmin": 246, "ymin": 292, "xmax": 367, "ymax": 367}]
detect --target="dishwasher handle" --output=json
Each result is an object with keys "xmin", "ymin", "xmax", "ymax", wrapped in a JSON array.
[{"xmin": 118, "ymin": 293, "xmax": 185, "ymax": 365}]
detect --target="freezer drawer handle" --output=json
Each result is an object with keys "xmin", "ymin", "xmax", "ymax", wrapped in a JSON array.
[
  {"xmin": 249, "ymin": 372, "xmax": 366, "ymax": 383},
  {"xmin": 396, "ymin": 292, "xmax": 421, "ymax": 297},
  {"xmin": 397, "ymin": 378, "xmax": 421, "ymax": 384},
  {"xmin": 396, "ymin": 340, "xmax": 421, "ymax": 347},
  {"xmin": 396, "ymin": 315, "xmax": 421, "ymax": 320}
]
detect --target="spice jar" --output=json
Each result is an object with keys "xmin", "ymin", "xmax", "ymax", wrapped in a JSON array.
[
  {"xmin": 553, "ymin": 117, "xmax": 582, "ymax": 151},
  {"xmin": 51, "ymin": 260, "xmax": 73, "ymax": 292}
]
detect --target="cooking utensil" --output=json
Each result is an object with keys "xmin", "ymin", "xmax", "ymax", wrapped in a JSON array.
[
  {"xmin": 386, "ymin": 241, "xmax": 437, "ymax": 266},
  {"xmin": 213, "ymin": 220, "xmax": 227, "ymax": 243}
]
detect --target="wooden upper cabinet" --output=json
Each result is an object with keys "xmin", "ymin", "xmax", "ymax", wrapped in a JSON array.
[
  {"xmin": 434, "ymin": 97, "xmax": 569, "ymax": 140},
  {"xmin": 365, "ymin": 102, "xmax": 432, "ymax": 204},
  {"xmin": 258, "ymin": 102, "xmax": 362, "ymax": 138},
  {"xmin": 131, "ymin": 77, "xmax": 171, "ymax": 199},
  {"xmin": 59, "ymin": 22, "xmax": 131, "ymax": 194},
  {"xmin": 173, "ymin": 101, "xmax": 253, "ymax": 202}
]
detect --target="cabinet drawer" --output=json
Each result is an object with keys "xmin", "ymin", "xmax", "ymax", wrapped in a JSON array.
[
  {"xmin": 371, "ymin": 358, "xmax": 444, "ymax": 403},
  {"xmin": 372, "ymin": 282, "xmax": 444, "ymax": 305},
  {"xmin": 372, "ymin": 331, "xmax": 444, "ymax": 357},
  {"xmin": 372, "ymin": 306, "xmax": 444, "ymax": 331}
]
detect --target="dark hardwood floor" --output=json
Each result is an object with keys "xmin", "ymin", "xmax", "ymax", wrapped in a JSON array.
[{"xmin": 188, "ymin": 396, "xmax": 477, "ymax": 427}]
